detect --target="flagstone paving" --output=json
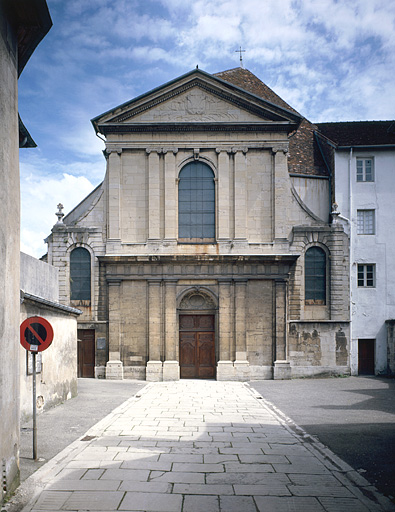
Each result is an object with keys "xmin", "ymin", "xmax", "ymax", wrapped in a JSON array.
[{"xmin": 17, "ymin": 380, "xmax": 394, "ymax": 512}]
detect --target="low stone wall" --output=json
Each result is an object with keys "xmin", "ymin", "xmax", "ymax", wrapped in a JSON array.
[{"xmin": 288, "ymin": 320, "xmax": 350, "ymax": 376}]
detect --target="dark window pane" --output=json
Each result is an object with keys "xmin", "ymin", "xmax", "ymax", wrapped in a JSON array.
[
  {"xmin": 305, "ymin": 247, "xmax": 326, "ymax": 303},
  {"xmin": 70, "ymin": 248, "xmax": 91, "ymax": 300},
  {"xmin": 178, "ymin": 162, "xmax": 215, "ymax": 240}
]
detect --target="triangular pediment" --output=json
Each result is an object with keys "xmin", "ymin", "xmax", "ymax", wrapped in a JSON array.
[
  {"xmin": 119, "ymin": 86, "xmax": 272, "ymax": 124},
  {"xmin": 92, "ymin": 69, "xmax": 301, "ymax": 133}
]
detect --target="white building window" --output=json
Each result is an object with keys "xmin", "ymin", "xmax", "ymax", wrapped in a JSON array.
[
  {"xmin": 356, "ymin": 158, "xmax": 374, "ymax": 182},
  {"xmin": 357, "ymin": 210, "xmax": 375, "ymax": 234},
  {"xmin": 357, "ymin": 264, "xmax": 375, "ymax": 287}
]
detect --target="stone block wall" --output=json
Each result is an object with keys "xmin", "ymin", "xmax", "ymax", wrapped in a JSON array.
[{"xmin": 289, "ymin": 321, "xmax": 350, "ymax": 377}]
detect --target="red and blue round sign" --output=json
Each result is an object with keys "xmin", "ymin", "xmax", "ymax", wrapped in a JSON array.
[{"xmin": 20, "ymin": 316, "xmax": 54, "ymax": 352}]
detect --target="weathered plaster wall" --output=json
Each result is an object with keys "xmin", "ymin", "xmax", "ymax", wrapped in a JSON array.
[
  {"xmin": 335, "ymin": 150, "xmax": 395, "ymax": 374},
  {"xmin": 0, "ymin": 11, "xmax": 20, "ymax": 500},
  {"xmin": 19, "ymin": 303, "xmax": 78, "ymax": 423},
  {"xmin": 19, "ymin": 255, "xmax": 78, "ymax": 422}
]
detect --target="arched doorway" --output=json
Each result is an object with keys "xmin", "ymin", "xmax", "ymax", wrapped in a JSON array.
[{"xmin": 178, "ymin": 289, "xmax": 217, "ymax": 379}]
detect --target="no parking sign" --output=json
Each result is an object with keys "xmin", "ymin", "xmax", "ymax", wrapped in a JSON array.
[
  {"xmin": 20, "ymin": 316, "xmax": 54, "ymax": 461},
  {"xmin": 20, "ymin": 316, "xmax": 54, "ymax": 352}
]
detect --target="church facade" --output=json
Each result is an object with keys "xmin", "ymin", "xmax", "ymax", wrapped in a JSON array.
[{"xmin": 45, "ymin": 68, "xmax": 350, "ymax": 381}]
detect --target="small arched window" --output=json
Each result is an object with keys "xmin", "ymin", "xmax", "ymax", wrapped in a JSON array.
[
  {"xmin": 305, "ymin": 247, "xmax": 326, "ymax": 304},
  {"xmin": 178, "ymin": 161, "xmax": 215, "ymax": 242},
  {"xmin": 70, "ymin": 248, "xmax": 91, "ymax": 301}
]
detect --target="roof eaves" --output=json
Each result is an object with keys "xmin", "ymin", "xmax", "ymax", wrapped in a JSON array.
[
  {"xmin": 91, "ymin": 68, "xmax": 302, "ymax": 133},
  {"xmin": 91, "ymin": 68, "xmax": 210, "ymax": 132}
]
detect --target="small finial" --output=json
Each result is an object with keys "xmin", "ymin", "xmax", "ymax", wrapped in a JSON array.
[
  {"xmin": 56, "ymin": 203, "xmax": 64, "ymax": 224},
  {"xmin": 196, "ymin": 64, "xmax": 199, "ymax": 69},
  {"xmin": 331, "ymin": 202, "xmax": 340, "ymax": 224},
  {"xmin": 235, "ymin": 46, "xmax": 246, "ymax": 68}
]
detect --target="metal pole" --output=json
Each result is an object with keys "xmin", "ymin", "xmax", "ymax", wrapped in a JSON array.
[{"xmin": 32, "ymin": 351, "xmax": 37, "ymax": 461}]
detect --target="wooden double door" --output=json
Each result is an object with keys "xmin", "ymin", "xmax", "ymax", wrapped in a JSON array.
[{"xmin": 179, "ymin": 315, "xmax": 216, "ymax": 379}]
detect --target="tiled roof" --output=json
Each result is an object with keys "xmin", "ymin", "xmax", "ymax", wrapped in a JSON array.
[
  {"xmin": 216, "ymin": 68, "xmax": 328, "ymax": 176},
  {"xmin": 214, "ymin": 68, "xmax": 299, "ymax": 115},
  {"xmin": 316, "ymin": 121, "xmax": 395, "ymax": 147}
]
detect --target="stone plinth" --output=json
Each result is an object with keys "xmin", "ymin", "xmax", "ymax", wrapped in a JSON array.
[
  {"xmin": 146, "ymin": 361, "xmax": 163, "ymax": 382},
  {"xmin": 106, "ymin": 360, "xmax": 124, "ymax": 380},
  {"xmin": 163, "ymin": 361, "xmax": 180, "ymax": 381},
  {"xmin": 273, "ymin": 360, "xmax": 291, "ymax": 380},
  {"xmin": 234, "ymin": 360, "xmax": 250, "ymax": 381},
  {"xmin": 216, "ymin": 361, "xmax": 234, "ymax": 381}
]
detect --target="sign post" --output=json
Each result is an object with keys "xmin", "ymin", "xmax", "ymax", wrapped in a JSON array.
[{"xmin": 20, "ymin": 317, "xmax": 54, "ymax": 461}]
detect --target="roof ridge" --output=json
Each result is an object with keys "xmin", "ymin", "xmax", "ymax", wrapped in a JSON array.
[{"xmin": 214, "ymin": 67, "xmax": 300, "ymax": 116}]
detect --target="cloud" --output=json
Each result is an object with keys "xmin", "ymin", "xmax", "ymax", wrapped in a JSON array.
[{"xmin": 20, "ymin": 161, "xmax": 100, "ymax": 258}]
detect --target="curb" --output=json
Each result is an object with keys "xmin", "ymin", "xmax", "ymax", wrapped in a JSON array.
[
  {"xmin": 244, "ymin": 382, "xmax": 395, "ymax": 512},
  {"xmin": 4, "ymin": 384, "xmax": 151, "ymax": 512}
]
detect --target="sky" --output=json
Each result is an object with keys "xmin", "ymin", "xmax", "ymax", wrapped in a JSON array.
[{"xmin": 18, "ymin": 0, "xmax": 395, "ymax": 258}]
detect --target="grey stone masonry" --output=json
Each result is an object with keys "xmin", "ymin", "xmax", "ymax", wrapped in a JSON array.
[{"xmin": 14, "ymin": 381, "xmax": 393, "ymax": 512}]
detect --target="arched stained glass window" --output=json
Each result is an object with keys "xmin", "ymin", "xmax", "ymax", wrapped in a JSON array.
[
  {"xmin": 178, "ymin": 161, "xmax": 215, "ymax": 242},
  {"xmin": 70, "ymin": 247, "xmax": 91, "ymax": 300},
  {"xmin": 305, "ymin": 247, "xmax": 326, "ymax": 304}
]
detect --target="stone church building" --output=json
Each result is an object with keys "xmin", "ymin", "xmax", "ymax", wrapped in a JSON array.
[{"xmin": 45, "ymin": 67, "xmax": 350, "ymax": 381}]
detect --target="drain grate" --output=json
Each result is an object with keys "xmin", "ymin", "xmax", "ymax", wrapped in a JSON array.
[{"xmin": 80, "ymin": 435, "xmax": 96, "ymax": 442}]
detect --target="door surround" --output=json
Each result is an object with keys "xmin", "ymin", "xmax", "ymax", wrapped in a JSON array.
[{"xmin": 177, "ymin": 287, "xmax": 218, "ymax": 379}]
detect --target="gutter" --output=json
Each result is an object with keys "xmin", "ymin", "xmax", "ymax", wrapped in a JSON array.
[
  {"xmin": 337, "ymin": 144, "xmax": 395, "ymax": 150},
  {"xmin": 20, "ymin": 290, "xmax": 83, "ymax": 316}
]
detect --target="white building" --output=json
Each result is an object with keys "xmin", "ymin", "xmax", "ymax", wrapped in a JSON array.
[{"xmin": 318, "ymin": 121, "xmax": 395, "ymax": 375}]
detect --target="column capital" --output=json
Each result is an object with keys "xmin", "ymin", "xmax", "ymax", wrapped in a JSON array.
[
  {"xmin": 106, "ymin": 146, "xmax": 122, "ymax": 155},
  {"xmin": 146, "ymin": 147, "xmax": 162, "ymax": 155},
  {"xmin": 232, "ymin": 146, "xmax": 248, "ymax": 154},
  {"xmin": 271, "ymin": 144, "xmax": 288, "ymax": 155},
  {"xmin": 218, "ymin": 278, "xmax": 233, "ymax": 284},
  {"xmin": 165, "ymin": 278, "xmax": 178, "ymax": 284},
  {"xmin": 107, "ymin": 279, "xmax": 122, "ymax": 286},
  {"xmin": 163, "ymin": 147, "xmax": 178, "ymax": 155},
  {"xmin": 234, "ymin": 278, "xmax": 248, "ymax": 284},
  {"xmin": 148, "ymin": 279, "xmax": 162, "ymax": 285}
]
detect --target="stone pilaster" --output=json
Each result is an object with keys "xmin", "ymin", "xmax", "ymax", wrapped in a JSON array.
[
  {"xmin": 272, "ymin": 147, "xmax": 290, "ymax": 241},
  {"xmin": 146, "ymin": 279, "xmax": 163, "ymax": 381},
  {"xmin": 217, "ymin": 149, "xmax": 231, "ymax": 240},
  {"xmin": 164, "ymin": 149, "xmax": 178, "ymax": 241},
  {"xmin": 273, "ymin": 280, "xmax": 291, "ymax": 379},
  {"xmin": 147, "ymin": 150, "xmax": 160, "ymax": 241},
  {"xmin": 163, "ymin": 279, "xmax": 179, "ymax": 381},
  {"xmin": 107, "ymin": 150, "xmax": 122, "ymax": 241},
  {"xmin": 217, "ymin": 279, "xmax": 234, "ymax": 380},
  {"xmin": 106, "ymin": 280, "xmax": 123, "ymax": 379},
  {"xmin": 234, "ymin": 278, "xmax": 250, "ymax": 380},
  {"xmin": 234, "ymin": 149, "xmax": 248, "ymax": 241}
]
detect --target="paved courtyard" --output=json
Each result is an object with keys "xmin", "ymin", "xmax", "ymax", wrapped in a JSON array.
[{"xmin": 11, "ymin": 380, "xmax": 393, "ymax": 512}]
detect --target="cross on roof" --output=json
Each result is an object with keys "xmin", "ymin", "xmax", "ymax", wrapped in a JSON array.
[{"xmin": 235, "ymin": 46, "xmax": 246, "ymax": 68}]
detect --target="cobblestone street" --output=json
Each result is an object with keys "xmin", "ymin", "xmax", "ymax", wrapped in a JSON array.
[{"xmin": 9, "ymin": 380, "xmax": 394, "ymax": 512}]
